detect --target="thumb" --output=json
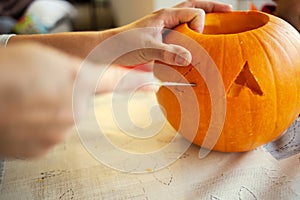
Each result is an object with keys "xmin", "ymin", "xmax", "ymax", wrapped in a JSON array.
[{"xmin": 141, "ymin": 43, "xmax": 192, "ymax": 66}]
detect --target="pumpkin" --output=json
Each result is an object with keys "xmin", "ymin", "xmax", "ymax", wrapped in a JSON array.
[{"xmin": 154, "ymin": 11, "xmax": 300, "ymax": 152}]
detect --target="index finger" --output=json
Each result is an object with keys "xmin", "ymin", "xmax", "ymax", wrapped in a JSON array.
[
  {"xmin": 157, "ymin": 8, "xmax": 205, "ymax": 32},
  {"xmin": 174, "ymin": 0, "xmax": 232, "ymax": 13}
]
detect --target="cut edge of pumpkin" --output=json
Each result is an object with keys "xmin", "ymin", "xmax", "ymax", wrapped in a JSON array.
[
  {"xmin": 227, "ymin": 61, "xmax": 264, "ymax": 97},
  {"xmin": 203, "ymin": 11, "xmax": 270, "ymax": 35}
]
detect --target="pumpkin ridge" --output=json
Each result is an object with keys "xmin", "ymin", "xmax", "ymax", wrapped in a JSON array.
[
  {"xmin": 237, "ymin": 30, "xmax": 277, "ymax": 145},
  {"xmin": 266, "ymin": 23, "xmax": 300, "ymax": 104},
  {"xmin": 269, "ymin": 20, "xmax": 300, "ymax": 63},
  {"xmin": 224, "ymin": 34, "xmax": 245, "ymax": 95},
  {"xmin": 236, "ymin": 34, "xmax": 247, "ymax": 84},
  {"xmin": 257, "ymin": 25, "xmax": 299, "ymax": 123},
  {"xmin": 256, "ymin": 24, "xmax": 299, "ymax": 111},
  {"xmin": 268, "ymin": 15, "xmax": 299, "ymax": 36},
  {"xmin": 265, "ymin": 20, "xmax": 300, "ymax": 80},
  {"xmin": 250, "ymin": 30, "xmax": 278, "ymax": 132},
  {"xmin": 263, "ymin": 23, "xmax": 295, "ymax": 66},
  {"xmin": 220, "ymin": 34, "xmax": 225, "ymax": 82}
]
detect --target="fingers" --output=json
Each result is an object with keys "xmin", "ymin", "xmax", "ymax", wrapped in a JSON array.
[
  {"xmin": 138, "ymin": 43, "xmax": 192, "ymax": 66},
  {"xmin": 175, "ymin": 0, "xmax": 232, "ymax": 13},
  {"xmin": 156, "ymin": 8, "xmax": 205, "ymax": 32}
]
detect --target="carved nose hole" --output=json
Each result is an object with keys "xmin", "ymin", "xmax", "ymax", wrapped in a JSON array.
[{"xmin": 228, "ymin": 62, "xmax": 263, "ymax": 97}]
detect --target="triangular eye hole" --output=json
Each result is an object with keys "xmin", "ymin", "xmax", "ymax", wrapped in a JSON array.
[{"xmin": 228, "ymin": 62, "xmax": 263, "ymax": 97}]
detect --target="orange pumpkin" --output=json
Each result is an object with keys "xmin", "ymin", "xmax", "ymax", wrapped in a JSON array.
[{"xmin": 154, "ymin": 11, "xmax": 300, "ymax": 152}]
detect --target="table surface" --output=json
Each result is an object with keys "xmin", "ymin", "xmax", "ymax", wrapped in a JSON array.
[{"xmin": 0, "ymin": 92, "xmax": 299, "ymax": 200}]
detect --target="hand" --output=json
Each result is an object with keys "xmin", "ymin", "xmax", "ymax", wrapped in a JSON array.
[
  {"xmin": 174, "ymin": 0, "xmax": 232, "ymax": 13},
  {"xmin": 0, "ymin": 43, "xmax": 82, "ymax": 158},
  {"xmin": 0, "ymin": 42, "xmax": 158, "ymax": 158},
  {"xmin": 111, "ymin": 0, "xmax": 232, "ymax": 67}
]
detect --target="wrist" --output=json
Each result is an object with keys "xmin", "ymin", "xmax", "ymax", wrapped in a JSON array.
[{"xmin": 97, "ymin": 27, "xmax": 124, "ymax": 43}]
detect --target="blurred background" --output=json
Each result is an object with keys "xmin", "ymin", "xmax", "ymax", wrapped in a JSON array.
[
  {"xmin": 71, "ymin": 0, "xmax": 274, "ymax": 30},
  {"xmin": 0, "ymin": 0, "xmax": 274, "ymax": 34}
]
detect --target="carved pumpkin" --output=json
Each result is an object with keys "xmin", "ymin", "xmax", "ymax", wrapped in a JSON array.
[{"xmin": 154, "ymin": 11, "xmax": 300, "ymax": 152}]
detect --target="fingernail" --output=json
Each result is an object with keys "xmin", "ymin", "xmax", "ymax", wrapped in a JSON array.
[{"xmin": 175, "ymin": 53, "xmax": 191, "ymax": 66}]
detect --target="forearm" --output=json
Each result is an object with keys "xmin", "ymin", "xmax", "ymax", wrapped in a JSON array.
[{"xmin": 7, "ymin": 28, "xmax": 122, "ymax": 59}]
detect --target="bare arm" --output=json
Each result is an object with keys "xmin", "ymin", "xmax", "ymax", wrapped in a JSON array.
[
  {"xmin": 0, "ymin": 0, "xmax": 232, "ymax": 159},
  {"xmin": 7, "ymin": 0, "xmax": 231, "ymax": 62},
  {"xmin": 8, "ymin": 28, "xmax": 122, "ymax": 59}
]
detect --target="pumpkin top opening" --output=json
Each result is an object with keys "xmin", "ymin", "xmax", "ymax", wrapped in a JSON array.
[{"xmin": 202, "ymin": 11, "xmax": 269, "ymax": 35}]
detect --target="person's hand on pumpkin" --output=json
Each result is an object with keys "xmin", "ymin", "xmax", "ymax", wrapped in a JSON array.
[
  {"xmin": 174, "ymin": 0, "xmax": 233, "ymax": 11},
  {"xmin": 0, "ymin": 0, "xmax": 232, "ymax": 159},
  {"xmin": 112, "ymin": 0, "xmax": 232, "ymax": 67},
  {"xmin": 8, "ymin": 1, "xmax": 231, "ymax": 68}
]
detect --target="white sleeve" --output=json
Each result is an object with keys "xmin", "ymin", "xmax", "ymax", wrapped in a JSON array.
[
  {"xmin": 0, "ymin": 34, "xmax": 15, "ymax": 47},
  {"xmin": 0, "ymin": 160, "xmax": 3, "ymax": 190}
]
